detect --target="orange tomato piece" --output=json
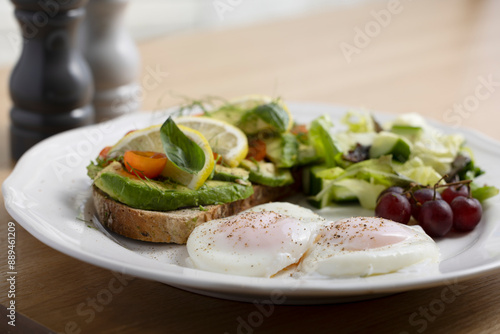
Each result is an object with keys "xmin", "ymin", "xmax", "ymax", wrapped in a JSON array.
[
  {"xmin": 246, "ymin": 139, "xmax": 266, "ymax": 161},
  {"xmin": 123, "ymin": 151, "xmax": 168, "ymax": 179},
  {"xmin": 213, "ymin": 152, "xmax": 223, "ymax": 164},
  {"xmin": 291, "ymin": 124, "xmax": 308, "ymax": 135}
]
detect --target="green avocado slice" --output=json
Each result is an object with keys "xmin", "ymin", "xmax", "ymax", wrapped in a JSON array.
[
  {"xmin": 94, "ymin": 162, "xmax": 254, "ymax": 211},
  {"xmin": 239, "ymin": 159, "xmax": 294, "ymax": 187}
]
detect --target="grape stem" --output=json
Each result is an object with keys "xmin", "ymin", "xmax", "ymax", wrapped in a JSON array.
[
  {"xmin": 435, "ymin": 175, "xmax": 473, "ymax": 200},
  {"xmin": 403, "ymin": 178, "xmax": 473, "ymax": 203},
  {"xmin": 433, "ymin": 174, "xmax": 449, "ymax": 201},
  {"xmin": 433, "ymin": 179, "xmax": 472, "ymax": 189}
]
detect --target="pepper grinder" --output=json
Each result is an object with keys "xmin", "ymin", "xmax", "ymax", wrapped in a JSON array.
[
  {"xmin": 9, "ymin": 0, "xmax": 94, "ymax": 160},
  {"xmin": 80, "ymin": 0, "xmax": 141, "ymax": 122}
]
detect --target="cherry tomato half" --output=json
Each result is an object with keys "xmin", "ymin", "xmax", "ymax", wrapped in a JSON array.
[
  {"xmin": 246, "ymin": 139, "xmax": 266, "ymax": 161},
  {"xmin": 123, "ymin": 151, "xmax": 168, "ymax": 179},
  {"xmin": 291, "ymin": 124, "xmax": 308, "ymax": 135},
  {"xmin": 213, "ymin": 152, "xmax": 223, "ymax": 165},
  {"xmin": 99, "ymin": 146, "xmax": 112, "ymax": 159}
]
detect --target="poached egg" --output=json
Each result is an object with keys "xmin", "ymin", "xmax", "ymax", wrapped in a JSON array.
[{"xmin": 186, "ymin": 203, "xmax": 440, "ymax": 278}]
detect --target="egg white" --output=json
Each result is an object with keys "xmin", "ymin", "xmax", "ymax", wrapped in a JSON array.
[
  {"xmin": 245, "ymin": 202, "xmax": 326, "ymax": 224},
  {"xmin": 297, "ymin": 217, "xmax": 440, "ymax": 278},
  {"xmin": 186, "ymin": 203, "xmax": 320, "ymax": 277}
]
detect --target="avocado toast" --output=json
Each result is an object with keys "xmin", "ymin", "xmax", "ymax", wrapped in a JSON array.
[{"xmin": 88, "ymin": 96, "xmax": 317, "ymax": 244}]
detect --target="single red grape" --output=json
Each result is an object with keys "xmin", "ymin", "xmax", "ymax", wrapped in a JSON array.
[
  {"xmin": 411, "ymin": 188, "xmax": 443, "ymax": 219},
  {"xmin": 417, "ymin": 199, "xmax": 453, "ymax": 237},
  {"xmin": 377, "ymin": 186, "xmax": 405, "ymax": 203},
  {"xmin": 442, "ymin": 185, "xmax": 469, "ymax": 204},
  {"xmin": 375, "ymin": 192, "xmax": 412, "ymax": 224},
  {"xmin": 450, "ymin": 197, "xmax": 482, "ymax": 231}
]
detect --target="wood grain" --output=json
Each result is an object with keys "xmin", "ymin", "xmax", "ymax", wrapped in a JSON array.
[{"xmin": 1, "ymin": 0, "xmax": 500, "ymax": 333}]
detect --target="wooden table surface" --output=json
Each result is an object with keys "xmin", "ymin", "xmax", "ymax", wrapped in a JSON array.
[{"xmin": 2, "ymin": 0, "xmax": 500, "ymax": 333}]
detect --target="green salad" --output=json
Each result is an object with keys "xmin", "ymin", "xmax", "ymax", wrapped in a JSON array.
[{"xmin": 303, "ymin": 110, "xmax": 498, "ymax": 209}]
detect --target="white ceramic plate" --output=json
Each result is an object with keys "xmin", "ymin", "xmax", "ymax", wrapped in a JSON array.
[{"xmin": 4, "ymin": 103, "xmax": 500, "ymax": 304}]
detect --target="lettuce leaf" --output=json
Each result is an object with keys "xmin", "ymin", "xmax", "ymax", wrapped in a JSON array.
[
  {"xmin": 341, "ymin": 110, "xmax": 376, "ymax": 133},
  {"xmin": 470, "ymin": 183, "xmax": 499, "ymax": 202},
  {"xmin": 309, "ymin": 115, "xmax": 341, "ymax": 168}
]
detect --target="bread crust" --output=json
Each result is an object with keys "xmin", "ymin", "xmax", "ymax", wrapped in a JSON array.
[{"xmin": 93, "ymin": 183, "xmax": 298, "ymax": 244}]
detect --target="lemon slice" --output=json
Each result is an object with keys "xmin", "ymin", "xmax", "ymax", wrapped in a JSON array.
[
  {"xmin": 175, "ymin": 116, "xmax": 248, "ymax": 168},
  {"xmin": 210, "ymin": 94, "xmax": 293, "ymax": 135},
  {"xmin": 108, "ymin": 124, "xmax": 162, "ymax": 157},
  {"xmin": 161, "ymin": 125, "xmax": 215, "ymax": 190}
]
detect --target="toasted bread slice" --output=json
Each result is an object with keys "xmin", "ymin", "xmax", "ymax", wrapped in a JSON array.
[{"xmin": 93, "ymin": 183, "xmax": 298, "ymax": 244}]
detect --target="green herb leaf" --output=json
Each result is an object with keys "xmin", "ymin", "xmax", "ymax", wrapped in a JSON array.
[
  {"xmin": 160, "ymin": 117, "xmax": 205, "ymax": 174},
  {"xmin": 252, "ymin": 102, "xmax": 290, "ymax": 133}
]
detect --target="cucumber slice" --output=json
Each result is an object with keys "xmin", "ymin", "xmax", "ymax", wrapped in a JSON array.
[
  {"xmin": 304, "ymin": 165, "xmax": 354, "ymax": 208},
  {"xmin": 333, "ymin": 178, "xmax": 386, "ymax": 209},
  {"xmin": 330, "ymin": 185, "xmax": 357, "ymax": 202},
  {"xmin": 308, "ymin": 182, "xmax": 357, "ymax": 209},
  {"xmin": 296, "ymin": 144, "xmax": 321, "ymax": 166},
  {"xmin": 369, "ymin": 132, "xmax": 411, "ymax": 163},
  {"xmin": 302, "ymin": 165, "xmax": 328, "ymax": 196}
]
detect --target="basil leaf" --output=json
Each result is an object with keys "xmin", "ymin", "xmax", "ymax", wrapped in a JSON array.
[
  {"xmin": 160, "ymin": 117, "xmax": 205, "ymax": 174},
  {"xmin": 252, "ymin": 102, "xmax": 290, "ymax": 133}
]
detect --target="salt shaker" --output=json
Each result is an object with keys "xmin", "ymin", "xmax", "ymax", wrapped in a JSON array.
[
  {"xmin": 9, "ymin": 0, "xmax": 94, "ymax": 160},
  {"xmin": 80, "ymin": 0, "xmax": 141, "ymax": 122}
]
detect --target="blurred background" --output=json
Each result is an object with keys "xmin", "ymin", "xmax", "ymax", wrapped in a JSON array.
[
  {"xmin": 0, "ymin": 0, "xmax": 365, "ymax": 66},
  {"xmin": 1, "ymin": 0, "xmax": 499, "ymax": 145}
]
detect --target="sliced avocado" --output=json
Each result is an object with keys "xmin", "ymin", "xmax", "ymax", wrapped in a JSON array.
[
  {"xmin": 369, "ymin": 132, "xmax": 411, "ymax": 163},
  {"xmin": 94, "ymin": 162, "xmax": 253, "ymax": 211},
  {"xmin": 239, "ymin": 159, "xmax": 294, "ymax": 187},
  {"xmin": 212, "ymin": 165, "xmax": 250, "ymax": 185},
  {"xmin": 263, "ymin": 133, "xmax": 298, "ymax": 168}
]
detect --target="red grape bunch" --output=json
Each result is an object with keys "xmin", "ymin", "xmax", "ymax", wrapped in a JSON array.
[{"xmin": 375, "ymin": 180, "xmax": 482, "ymax": 237}]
